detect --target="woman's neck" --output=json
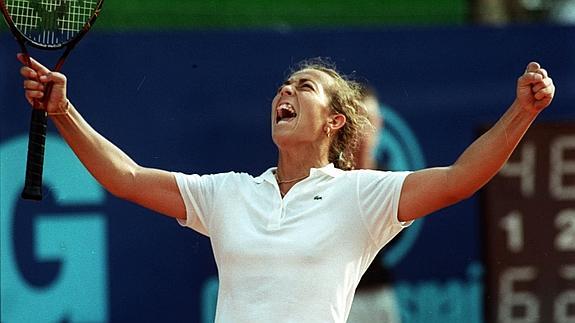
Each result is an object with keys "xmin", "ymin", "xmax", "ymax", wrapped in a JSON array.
[
  {"xmin": 273, "ymin": 137, "xmax": 331, "ymax": 194},
  {"xmin": 275, "ymin": 149, "xmax": 329, "ymax": 185}
]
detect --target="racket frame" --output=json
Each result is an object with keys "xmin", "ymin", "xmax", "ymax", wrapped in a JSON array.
[{"xmin": 0, "ymin": 0, "xmax": 104, "ymax": 200}]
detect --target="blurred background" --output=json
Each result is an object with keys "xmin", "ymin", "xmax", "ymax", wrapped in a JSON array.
[{"xmin": 1, "ymin": 1, "xmax": 574, "ymax": 322}]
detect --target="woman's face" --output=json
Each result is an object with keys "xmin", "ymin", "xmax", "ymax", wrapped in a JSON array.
[{"xmin": 271, "ymin": 69, "xmax": 335, "ymax": 147}]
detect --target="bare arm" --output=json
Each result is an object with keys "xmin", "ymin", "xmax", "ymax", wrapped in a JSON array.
[
  {"xmin": 19, "ymin": 54, "xmax": 185, "ymax": 219},
  {"xmin": 398, "ymin": 62, "xmax": 556, "ymax": 222}
]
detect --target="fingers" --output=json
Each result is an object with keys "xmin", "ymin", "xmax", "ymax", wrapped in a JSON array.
[
  {"xmin": 18, "ymin": 53, "xmax": 51, "ymax": 85},
  {"xmin": 21, "ymin": 68, "xmax": 68, "ymax": 109},
  {"xmin": 23, "ymin": 78, "xmax": 45, "ymax": 103},
  {"xmin": 524, "ymin": 61, "xmax": 549, "ymax": 78},
  {"xmin": 525, "ymin": 62, "xmax": 553, "ymax": 97},
  {"xmin": 17, "ymin": 53, "xmax": 50, "ymax": 74},
  {"xmin": 20, "ymin": 65, "xmax": 38, "ymax": 80},
  {"xmin": 16, "ymin": 53, "xmax": 31, "ymax": 66},
  {"xmin": 519, "ymin": 61, "xmax": 552, "ymax": 85},
  {"xmin": 39, "ymin": 71, "xmax": 67, "ymax": 85},
  {"xmin": 536, "ymin": 68, "xmax": 548, "ymax": 79},
  {"xmin": 534, "ymin": 82, "xmax": 554, "ymax": 100},
  {"xmin": 17, "ymin": 54, "xmax": 52, "ymax": 96},
  {"xmin": 525, "ymin": 61, "xmax": 540, "ymax": 73},
  {"xmin": 521, "ymin": 71, "xmax": 544, "ymax": 83},
  {"xmin": 20, "ymin": 65, "xmax": 67, "ymax": 87},
  {"xmin": 21, "ymin": 66, "xmax": 44, "ymax": 105},
  {"xmin": 25, "ymin": 89, "xmax": 44, "ymax": 100},
  {"xmin": 23, "ymin": 79, "xmax": 44, "ymax": 91},
  {"xmin": 526, "ymin": 62, "xmax": 554, "ymax": 101},
  {"xmin": 516, "ymin": 61, "xmax": 555, "ymax": 111},
  {"xmin": 17, "ymin": 54, "xmax": 69, "ymax": 111},
  {"xmin": 531, "ymin": 77, "xmax": 552, "ymax": 93},
  {"xmin": 20, "ymin": 68, "xmax": 66, "ymax": 83}
]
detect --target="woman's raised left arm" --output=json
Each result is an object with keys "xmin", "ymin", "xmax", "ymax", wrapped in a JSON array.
[{"xmin": 398, "ymin": 62, "xmax": 556, "ymax": 222}]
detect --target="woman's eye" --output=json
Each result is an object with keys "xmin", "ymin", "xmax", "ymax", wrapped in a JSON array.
[{"xmin": 300, "ymin": 83, "xmax": 313, "ymax": 90}]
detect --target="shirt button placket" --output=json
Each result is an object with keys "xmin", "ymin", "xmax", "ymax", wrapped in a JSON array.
[{"xmin": 267, "ymin": 197, "xmax": 283, "ymax": 230}]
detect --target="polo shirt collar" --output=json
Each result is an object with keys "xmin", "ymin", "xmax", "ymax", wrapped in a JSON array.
[{"xmin": 254, "ymin": 163, "xmax": 342, "ymax": 184}]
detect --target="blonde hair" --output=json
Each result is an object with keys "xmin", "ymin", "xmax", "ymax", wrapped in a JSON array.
[{"xmin": 291, "ymin": 58, "xmax": 372, "ymax": 170}]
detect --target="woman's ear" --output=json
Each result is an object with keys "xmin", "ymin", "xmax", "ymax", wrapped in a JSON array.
[{"xmin": 329, "ymin": 114, "xmax": 346, "ymax": 131}]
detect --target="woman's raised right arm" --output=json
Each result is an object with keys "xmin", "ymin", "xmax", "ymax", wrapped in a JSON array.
[{"xmin": 19, "ymin": 54, "xmax": 186, "ymax": 220}]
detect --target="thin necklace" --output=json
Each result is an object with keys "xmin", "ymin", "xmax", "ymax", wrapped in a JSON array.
[{"xmin": 275, "ymin": 173, "xmax": 308, "ymax": 185}]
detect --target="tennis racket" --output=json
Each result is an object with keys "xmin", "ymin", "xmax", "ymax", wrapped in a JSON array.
[{"xmin": 0, "ymin": 0, "xmax": 104, "ymax": 200}]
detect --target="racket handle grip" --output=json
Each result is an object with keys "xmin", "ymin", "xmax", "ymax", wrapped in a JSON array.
[{"xmin": 21, "ymin": 109, "xmax": 48, "ymax": 200}]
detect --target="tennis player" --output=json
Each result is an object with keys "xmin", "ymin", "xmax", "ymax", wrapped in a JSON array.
[{"xmin": 19, "ymin": 54, "xmax": 555, "ymax": 322}]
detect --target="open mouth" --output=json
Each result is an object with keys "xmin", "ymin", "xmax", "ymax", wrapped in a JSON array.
[{"xmin": 276, "ymin": 103, "xmax": 297, "ymax": 124}]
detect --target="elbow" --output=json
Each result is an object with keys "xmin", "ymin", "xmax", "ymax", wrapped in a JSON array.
[
  {"xmin": 104, "ymin": 166, "xmax": 139, "ymax": 201},
  {"xmin": 444, "ymin": 166, "xmax": 480, "ymax": 204},
  {"xmin": 447, "ymin": 187, "xmax": 476, "ymax": 205},
  {"xmin": 444, "ymin": 176, "xmax": 476, "ymax": 205},
  {"xmin": 107, "ymin": 185, "xmax": 130, "ymax": 201}
]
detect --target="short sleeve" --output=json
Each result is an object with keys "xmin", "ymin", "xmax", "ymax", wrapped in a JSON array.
[
  {"xmin": 357, "ymin": 170, "xmax": 413, "ymax": 249},
  {"xmin": 172, "ymin": 172, "xmax": 224, "ymax": 237}
]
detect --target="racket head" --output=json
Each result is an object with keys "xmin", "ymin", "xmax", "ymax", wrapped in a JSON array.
[{"xmin": 0, "ymin": 0, "xmax": 103, "ymax": 49}]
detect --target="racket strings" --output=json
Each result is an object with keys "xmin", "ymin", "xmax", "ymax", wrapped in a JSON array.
[{"xmin": 6, "ymin": 0, "xmax": 98, "ymax": 46}]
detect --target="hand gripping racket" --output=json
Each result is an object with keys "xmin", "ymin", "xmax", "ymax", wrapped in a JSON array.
[{"xmin": 0, "ymin": 0, "xmax": 104, "ymax": 200}]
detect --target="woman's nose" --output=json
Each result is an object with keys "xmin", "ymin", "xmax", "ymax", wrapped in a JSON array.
[{"xmin": 280, "ymin": 84, "xmax": 294, "ymax": 96}]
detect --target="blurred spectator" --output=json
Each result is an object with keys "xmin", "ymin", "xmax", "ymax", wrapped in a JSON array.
[
  {"xmin": 549, "ymin": 0, "xmax": 575, "ymax": 23},
  {"xmin": 470, "ymin": 0, "xmax": 574, "ymax": 24}
]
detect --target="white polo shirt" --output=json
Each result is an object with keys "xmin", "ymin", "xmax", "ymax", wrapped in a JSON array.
[{"xmin": 173, "ymin": 164, "xmax": 411, "ymax": 323}]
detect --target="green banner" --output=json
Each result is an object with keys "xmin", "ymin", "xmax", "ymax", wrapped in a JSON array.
[
  {"xmin": 102, "ymin": 0, "xmax": 466, "ymax": 29},
  {"xmin": 1, "ymin": 2, "xmax": 467, "ymax": 34}
]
